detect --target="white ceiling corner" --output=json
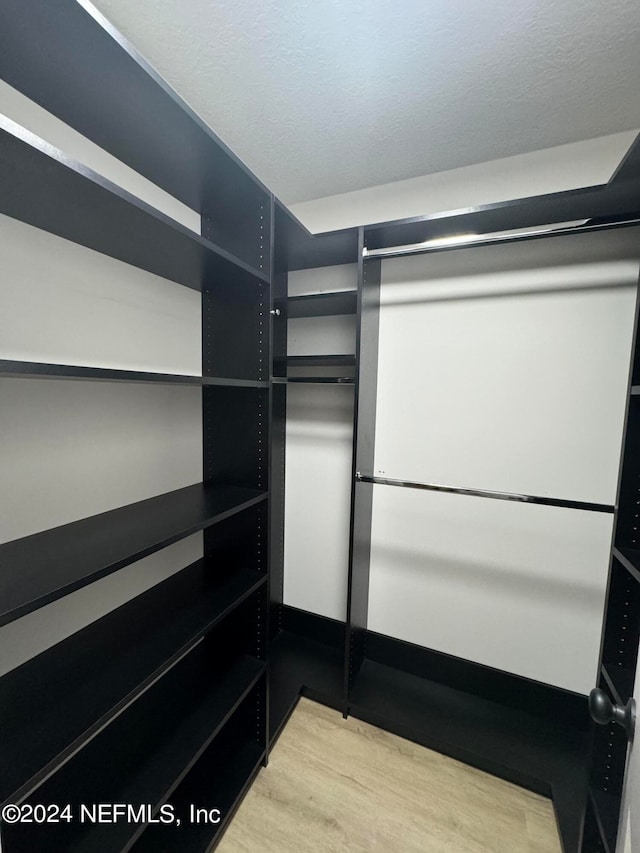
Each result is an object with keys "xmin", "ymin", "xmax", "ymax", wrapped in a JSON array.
[{"xmin": 92, "ymin": 0, "xmax": 640, "ymax": 205}]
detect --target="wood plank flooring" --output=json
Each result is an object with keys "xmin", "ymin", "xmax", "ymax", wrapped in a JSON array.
[{"xmin": 219, "ymin": 698, "xmax": 562, "ymax": 852}]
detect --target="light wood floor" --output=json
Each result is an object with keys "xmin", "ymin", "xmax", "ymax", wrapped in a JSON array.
[{"xmin": 218, "ymin": 698, "xmax": 561, "ymax": 853}]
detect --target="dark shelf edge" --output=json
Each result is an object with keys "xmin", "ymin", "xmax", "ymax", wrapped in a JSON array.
[
  {"xmin": 125, "ymin": 662, "xmax": 267, "ymax": 851},
  {"xmin": 1, "ymin": 116, "xmax": 269, "ymax": 289},
  {"xmin": 5, "ymin": 571, "xmax": 267, "ymax": 808},
  {"xmin": 269, "ymin": 694, "xmax": 300, "ymax": 746},
  {"xmin": 274, "ymin": 354, "xmax": 355, "ymax": 360},
  {"xmin": 135, "ymin": 743, "xmax": 266, "ymax": 853},
  {"xmin": 0, "ymin": 360, "xmax": 269, "ymax": 388},
  {"xmin": 631, "ymin": 386, "xmax": 640, "ymax": 395},
  {"xmin": 271, "ymin": 377, "xmax": 355, "ymax": 385},
  {"xmin": 613, "ymin": 547, "xmax": 640, "ymax": 584},
  {"xmin": 203, "ymin": 747, "xmax": 266, "ymax": 852},
  {"xmin": 0, "ymin": 487, "xmax": 268, "ymax": 628},
  {"xmin": 601, "ymin": 664, "xmax": 624, "ymax": 707},
  {"xmin": 276, "ymin": 291, "xmax": 358, "ymax": 318}
]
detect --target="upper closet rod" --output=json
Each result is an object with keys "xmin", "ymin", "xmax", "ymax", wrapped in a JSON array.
[
  {"xmin": 362, "ymin": 217, "xmax": 640, "ymax": 260},
  {"xmin": 355, "ymin": 474, "xmax": 613, "ymax": 513}
]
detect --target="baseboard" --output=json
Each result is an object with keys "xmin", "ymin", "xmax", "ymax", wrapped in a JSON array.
[
  {"xmin": 271, "ymin": 607, "xmax": 589, "ymax": 852},
  {"xmin": 274, "ymin": 606, "xmax": 588, "ymax": 729},
  {"xmin": 364, "ymin": 629, "xmax": 590, "ymax": 730},
  {"xmin": 277, "ymin": 604, "xmax": 346, "ymax": 649}
]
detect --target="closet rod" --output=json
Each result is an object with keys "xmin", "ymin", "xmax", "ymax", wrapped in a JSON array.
[
  {"xmin": 362, "ymin": 217, "xmax": 640, "ymax": 260},
  {"xmin": 355, "ymin": 474, "xmax": 614, "ymax": 513}
]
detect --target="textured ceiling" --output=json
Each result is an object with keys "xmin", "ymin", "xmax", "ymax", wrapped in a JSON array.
[{"xmin": 92, "ymin": 0, "xmax": 640, "ymax": 204}]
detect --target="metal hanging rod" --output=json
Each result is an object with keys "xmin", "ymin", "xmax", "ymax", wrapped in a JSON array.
[
  {"xmin": 355, "ymin": 473, "xmax": 614, "ymax": 513},
  {"xmin": 362, "ymin": 218, "xmax": 640, "ymax": 260}
]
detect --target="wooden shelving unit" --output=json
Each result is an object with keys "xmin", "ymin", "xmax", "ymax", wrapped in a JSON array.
[{"xmin": 0, "ymin": 3, "xmax": 272, "ymax": 851}]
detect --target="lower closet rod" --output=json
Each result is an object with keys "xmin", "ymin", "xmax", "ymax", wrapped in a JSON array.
[{"xmin": 355, "ymin": 473, "xmax": 613, "ymax": 513}]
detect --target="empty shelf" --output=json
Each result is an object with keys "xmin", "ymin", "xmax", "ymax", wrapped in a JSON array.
[
  {"xmin": 0, "ymin": 116, "xmax": 267, "ymax": 292},
  {"xmin": 278, "ymin": 291, "xmax": 357, "ymax": 318},
  {"xmin": 0, "ymin": 0, "xmax": 269, "ymax": 224},
  {"xmin": 3, "ymin": 649, "xmax": 265, "ymax": 853},
  {"xmin": 0, "ymin": 360, "xmax": 269, "ymax": 387},
  {"xmin": 272, "ymin": 376, "xmax": 354, "ymax": 385},
  {"xmin": 0, "ymin": 483, "xmax": 267, "ymax": 626},
  {"xmin": 132, "ymin": 736, "xmax": 264, "ymax": 853},
  {"xmin": 0, "ymin": 561, "xmax": 265, "ymax": 805}
]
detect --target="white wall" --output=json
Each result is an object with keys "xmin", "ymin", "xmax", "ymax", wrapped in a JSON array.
[
  {"xmin": 368, "ymin": 487, "xmax": 613, "ymax": 693},
  {"xmin": 0, "ymin": 96, "xmax": 203, "ymax": 676},
  {"xmin": 283, "ymin": 264, "xmax": 357, "ymax": 620},
  {"xmin": 290, "ymin": 130, "xmax": 638, "ymax": 233},
  {"xmin": 367, "ymin": 228, "xmax": 639, "ymax": 694},
  {"xmin": 374, "ymin": 235, "xmax": 638, "ymax": 503},
  {"xmin": 0, "ymin": 214, "xmax": 201, "ymax": 373}
]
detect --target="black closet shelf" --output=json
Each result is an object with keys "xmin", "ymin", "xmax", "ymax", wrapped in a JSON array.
[
  {"xmin": 0, "ymin": 117, "xmax": 269, "ymax": 292},
  {"xmin": 0, "ymin": 0, "xmax": 270, "ymax": 220},
  {"xmin": 0, "ymin": 483, "xmax": 267, "ymax": 627},
  {"xmin": 276, "ymin": 291, "xmax": 358, "ymax": 318},
  {"xmin": 6, "ymin": 651, "xmax": 266, "ymax": 853},
  {"xmin": 589, "ymin": 787, "xmax": 619, "ymax": 853},
  {"xmin": 274, "ymin": 354, "xmax": 356, "ymax": 368},
  {"xmin": 613, "ymin": 546, "xmax": 640, "ymax": 584},
  {"xmin": 0, "ymin": 561, "xmax": 266, "ymax": 806},
  {"xmin": 0, "ymin": 360, "xmax": 269, "ymax": 388},
  {"xmin": 631, "ymin": 386, "xmax": 640, "ymax": 395},
  {"xmin": 132, "ymin": 739, "xmax": 265, "ymax": 853},
  {"xmin": 272, "ymin": 376, "xmax": 355, "ymax": 385}
]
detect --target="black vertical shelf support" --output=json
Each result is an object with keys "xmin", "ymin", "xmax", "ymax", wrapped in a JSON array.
[
  {"xmin": 344, "ymin": 228, "xmax": 382, "ymax": 708},
  {"xmin": 269, "ymin": 266, "xmax": 288, "ymax": 642},
  {"xmin": 580, "ymin": 274, "xmax": 640, "ymax": 853},
  {"xmin": 201, "ymin": 192, "xmax": 273, "ymax": 778}
]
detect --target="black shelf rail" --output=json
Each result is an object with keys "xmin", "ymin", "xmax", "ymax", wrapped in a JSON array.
[
  {"xmin": 3, "ymin": 647, "xmax": 265, "ymax": 853},
  {"xmin": 356, "ymin": 474, "xmax": 614, "ymax": 514},
  {"xmin": 276, "ymin": 291, "xmax": 358, "ymax": 318},
  {"xmin": 271, "ymin": 376, "xmax": 355, "ymax": 385},
  {"xmin": 0, "ymin": 360, "xmax": 269, "ymax": 388},
  {"xmin": 274, "ymin": 354, "xmax": 356, "ymax": 368},
  {"xmin": 0, "ymin": 483, "xmax": 267, "ymax": 626},
  {"xmin": 363, "ymin": 182, "xmax": 640, "ymax": 252},
  {"xmin": 0, "ymin": 117, "xmax": 268, "ymax": 292},
  {"xmin": 0, "ymin": 561, "xmax": 266, "ymax": 806}
]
